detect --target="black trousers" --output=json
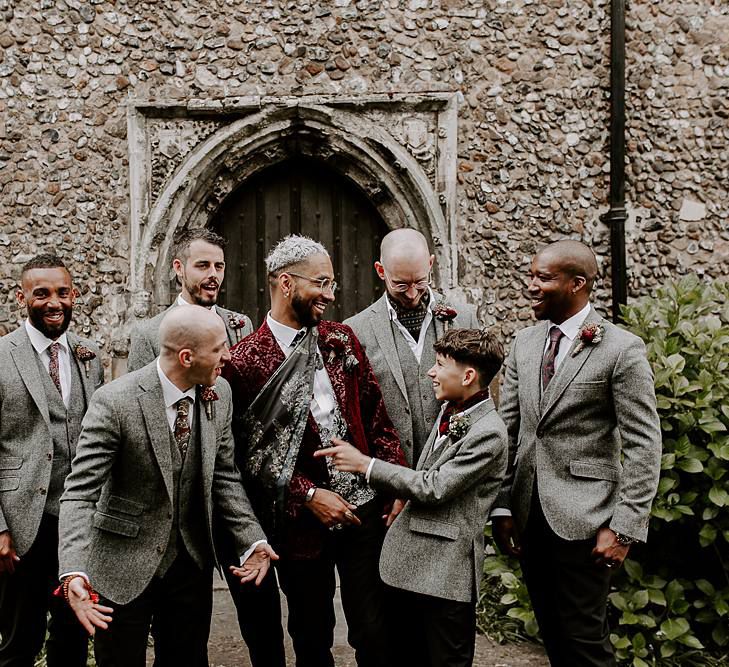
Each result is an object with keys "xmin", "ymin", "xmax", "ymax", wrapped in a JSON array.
[
  {"xmin": 93, "ymin": 551, "xmax": 213, "ymax": 667},
  {"xmin": 0, "ymin": 513, "xmax": 88, "ymax": 667},
  {"xmin": 276, "ymin": 500, "xmax": 390, "ymax": 667},
  {"xmin": 521, "ymin": 493, "xmax": 615, "ymax": 667},
  {"xmin": 387, "ymin": 586, "xmax": 476, "ymax": 667}
]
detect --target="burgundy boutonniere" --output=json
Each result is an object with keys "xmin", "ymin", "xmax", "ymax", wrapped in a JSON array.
[
  {"xmin": 572, "ymin": 322, "xmax": 604, "ymax": 356},
  {"xmin": 200, "ymin": 385, "xmax": 219, "ymax": 420},
  {"xmin": 323, "ymin": 331, "xmax": 359, "ymax": 373},
  {"xmin": 74, "ymin": 344, "xmax": 96, "ymax": 378},
  {"xmin": 433, "ymin": 300, "xmax": 458, "ymax": 328},
  {"xmin": 227, "ymin": 314, "xmax": 248, "ymax": 344}
]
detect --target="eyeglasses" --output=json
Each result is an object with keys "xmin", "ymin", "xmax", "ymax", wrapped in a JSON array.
[
  {"xmin": 382, "ymin": 268, "xmax": 432, "ymax": 293},
  {"xmin": 286, "ymin": 271, "xmax": 338, "ymax": 294}
]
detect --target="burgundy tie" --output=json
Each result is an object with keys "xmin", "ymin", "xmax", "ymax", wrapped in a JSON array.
[
  {"xmin": 542, "ymin": 327, "xmax": 564, "ymax": 390},
  {"xmin": 174, "ymin": 398, "xmax": 192, "ymax": 458},
  {"xmin": 48, "ymin": 342, "xmax": 62, "ymax": 396}
]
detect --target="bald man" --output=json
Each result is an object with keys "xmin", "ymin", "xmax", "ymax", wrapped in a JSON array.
[
  {"xmin": 493, "ymin": 240, "xmax": 661, "ymax": 666},
  {"xmin": 345, "ymin": 229, "xmax": 478, "ymax": 465},
  {"xmin": 58, "ymin": 306, "xmax": 276, "ymax": 667}
]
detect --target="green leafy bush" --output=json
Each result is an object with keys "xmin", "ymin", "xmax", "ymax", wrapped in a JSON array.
[{"xmin": 480, "ymin": 277, "xmax": 729, "ymax": 666}]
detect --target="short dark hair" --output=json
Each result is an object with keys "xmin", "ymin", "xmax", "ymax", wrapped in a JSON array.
[
  {"xmin": 433, "ymin": 328, "xmax": 505, "ymax": 387},
  {"xmin": 21, "ymin": 253, "xmax": 68, "ymax": 277},
  {"xmin": 171, "ymin": 228, "xmax": 227, "ymax": 263}
]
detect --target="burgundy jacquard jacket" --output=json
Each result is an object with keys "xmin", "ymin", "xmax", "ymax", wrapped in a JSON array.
[{"xmin": 223, "ymin": 320, "xmax": 407, "ymax": 558}]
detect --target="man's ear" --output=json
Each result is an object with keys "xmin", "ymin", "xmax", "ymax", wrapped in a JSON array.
[
  {"xmin": 278, "ymin": 273, "xmax": 294, "ymax": 296},
  {"xmin": 178, "ymin": 348, "xmax": 193, "ymax": 368},
  {"xmin": 572, "ymin": 274, "xmax": 587, "ymax": 294},
  {"xmin": 462, "ymin": 367, "xmax": 477, "ymax": 387},
  {"xmin": 16, "ymin": 288, "xmax": 26, "ymax": 308},
  {"xmin": 374, "ymin": 261, "xmax": 386, "ymax": 281}
]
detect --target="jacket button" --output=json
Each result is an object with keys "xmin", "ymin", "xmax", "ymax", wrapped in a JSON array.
[
  {"xmin": 47, "ymin": 453, "xmax": 53, "ymax": 461},
  {"xmin": 167, "ymin": 512, "xmax": 173, "ymax": 519},
  {"xmin": 405, "ymin": 406, "xmax": 410, "ymax": 415},
  {"xmin": 156, "ymin": 545, "xmax": 163, "ymax": 554},
  {"xmin": 536, "ymin": 428, "xmax": 544, "ymax": 438},
  {"xmin": 39, "ymin": 487, "xmax": 47, "ymax": 495}
]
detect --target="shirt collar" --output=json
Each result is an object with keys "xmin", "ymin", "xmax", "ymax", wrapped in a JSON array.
[
  {"xmin": 176, "ymin": 293, "xmax": 215, "ymax": 312},
  {"xmin": 156, "ymin": 359, "xmax": 197, "ymax": 409},
  {"xmin": 384, "ymin": 288, "xmax": 437, "ymax": 322},
  {"xmin": 549, "ymin": 302, "xmax": 592, "ymax": 341},
  {"xmin": 266, "ymin": 312, "xmax": 307, "ymax": 349},
  {"xmin": 25, "ymin": 319, "xmax": 69, "ymax": 355}
]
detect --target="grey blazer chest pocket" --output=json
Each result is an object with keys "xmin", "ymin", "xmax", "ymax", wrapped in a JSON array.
[
  {"xmin": 93, "ymin": 512, "xmax": 140, "ymax": 537},
  {"xmin": 409, "ymin": 517, "xmax": 460, "ymax": 541},
  {"xmin": 0, "ymin": 457, "xmax": 22, "ymax": 470},
  {"xmin": 570, "ymin": 460, "xmax": 620, "ymax": 482}
]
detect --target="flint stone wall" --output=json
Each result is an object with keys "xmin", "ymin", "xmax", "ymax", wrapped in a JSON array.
[{"xmin": 0, "ymin": 0, "xmax": 726, "ymax": 370}]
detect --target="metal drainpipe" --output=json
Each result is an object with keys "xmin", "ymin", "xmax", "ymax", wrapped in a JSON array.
[{"xmin": 601, "ymin": 0, "xmax": 628, "ymax": 323}]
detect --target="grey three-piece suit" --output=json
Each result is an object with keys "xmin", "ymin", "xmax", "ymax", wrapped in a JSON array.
[
  {"xmin": 0, "ymin": 324, "xmax": 103, "ymax": 666},
  {"xmin": 498, "ymin": 307, "xmax": 662, "ymax": 666},
  {"xmin": 345, "ymin": 292, "xmax": 478, "ymax": 465}
]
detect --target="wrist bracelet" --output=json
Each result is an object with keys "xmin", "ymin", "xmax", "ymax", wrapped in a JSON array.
[{"xmin": 305, "ymin": 487, "xmax": 317, "ymax": 502}]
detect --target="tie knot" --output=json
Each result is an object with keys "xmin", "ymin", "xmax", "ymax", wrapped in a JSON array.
[
  {"xmin": 176, "ymin": 397, "xmax": 192, "ymax": 416},
  {"xmin": 49, "ymin": 341, "xmax": 61, "ymax": 353},
  {"xmin": 549, "ymin": 326, "xmax": 564, "ymax": 344}
]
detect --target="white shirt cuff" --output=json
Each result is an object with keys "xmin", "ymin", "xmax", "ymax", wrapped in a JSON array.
[
  {"xmin": 490, "ymin": 508, "xmax": 512, "ymax": 518},
  {"xmin": 239, "ymin": 539, "xmax": 267, "ymax": 566},
  {"xmin": 365, "ymin": 458, "xmax": 376, "ymax": 484}
]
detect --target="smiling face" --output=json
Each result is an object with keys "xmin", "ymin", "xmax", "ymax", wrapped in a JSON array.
[
  {"xmin": 427, "ymin": 352, "xmax": 470, "ymax": 403},
  {"xmin": 288, "ymin": 253, "xmax": 336, "ymax": 327},
  {"xmin": 375, "ymin": 250, "xmax": 434, "ymax": 310},
  {"xmin": 17, "ymin": 267, "xmax": 75, "ymax": 339},
  {"xmin": 528, "ymin": 250, "xmax": 586, "ymax": 324},
  {"xmin": 174, "ymin": 239, "xmax": 226, "ymax": 308}
]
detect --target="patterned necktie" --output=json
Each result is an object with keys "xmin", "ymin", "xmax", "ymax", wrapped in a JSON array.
[
  {"xmin": 174, "ymin": 397, "xmax": 192, "ymax": 458},
  {"xmin": 542, "ymin": 326, "xmax": 565, "ymax": 390},
  {"xmin": 48, "ymin": 342, "xmax": 62, "ymax": 396}
]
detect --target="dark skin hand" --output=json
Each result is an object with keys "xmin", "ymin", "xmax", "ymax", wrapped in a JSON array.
[
  {"xmin": 0, "ymin": 531, "xmax": 20, "ymax": 574},
  {"xmin": 592, "ymin": 527, "xmax": 630, "ymax": 569},
  {"xmin": 492, "ymin": 516, "xmax": 522, "ymax": 558},
  {"xmin": 305, "ymin": 488, "xmax": 362, "ymax": 528}
]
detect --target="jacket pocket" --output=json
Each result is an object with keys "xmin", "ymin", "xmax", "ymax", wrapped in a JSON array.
[
  {"xmin": 569, "ymin": 460, "xmax": 620, "ymax": 482},
  {"xmin": 409, "ymin": 517, "xmax": 460, "ymax": 541},
  {"xmin": 92, "ymin": 512, "xmax": 140, "ymax": 538},
  {"xmin": 0, "ymin": 457, "xmax": 22, "ymax": 470},
  {"xmin": 105, "ymin": 495, "xmax": 145, "ymax": 516},
  {"xmin": 0, "ymin": 477, "xmax": 20, "ymax": 492}
]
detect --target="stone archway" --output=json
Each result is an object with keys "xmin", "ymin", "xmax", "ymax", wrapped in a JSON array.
[{"xmin": 127, "ymin": 94, "xmax": 458, "ymax": 319}]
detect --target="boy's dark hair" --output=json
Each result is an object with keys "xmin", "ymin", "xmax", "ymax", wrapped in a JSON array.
[
  {"xmin": 171, "ymin": 228, "xmax": 227, "ymax": 263},
  {"xmin": 433, "ymin": 328, "xmax": 504, "ymax": 387},
  {"xmin": 21, "ymin": 253, "xmax": 68, "ymax": 277}
]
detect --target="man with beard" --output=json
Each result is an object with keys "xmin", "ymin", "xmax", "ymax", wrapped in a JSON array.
[
  {"xmin": 222, "ymin": 235, "xmax": 406, "ymax": 667},
  {"xmin": 0, "ymin": 254, "xmax": 103, "ymax": 666},
  {"xmin": 345, "ymin": 229, "xmax": 478, "ymax": 466},
  {"xmin": 128, "ymin": 228, "xmax": 252, "ymax": 372}
]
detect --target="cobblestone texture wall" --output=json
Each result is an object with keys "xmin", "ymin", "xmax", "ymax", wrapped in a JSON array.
[{"xmin": 0, "ymin": 0, "xmax": 727, "ymax": 366}]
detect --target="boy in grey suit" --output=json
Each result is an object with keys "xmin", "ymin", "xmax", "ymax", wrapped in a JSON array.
[
  {"xmin": 128, "ymin": 228, "xmax": 253, "ymax": 372},
  {"xmin": 319, "ymin": 328, "xmax": 508, "ymax": 667},
  {"xmin": 0, "ymin": 254, "xmax": 103, "ymax": 667}
]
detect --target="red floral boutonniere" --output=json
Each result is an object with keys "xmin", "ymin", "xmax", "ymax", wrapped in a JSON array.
[
  {"xmin": 74, "ymin": 344, "xmax": 96, "ymax": 378},
  {"xmin": 200, "ymin": 385, "xmax": 219, "ymax": 420},
  {"xmin": 572, "ymin": 322, "xmax": 604, "ymax": 356},
  {"xmin": 433, "ymin": 300, "xmax": 458, "ymax": 328},
  {"xmin": 322, "ymin": 331, "xmax": 359, "ymax": 373},
  {"xmin": 227, "ymin": 314, "xmax": 248, "ymax": 344}
]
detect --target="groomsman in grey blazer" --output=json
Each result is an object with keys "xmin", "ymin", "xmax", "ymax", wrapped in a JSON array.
[
  {"xmin": 128, "ymin": 228, "xmax": 253, "ymax": 372},
  {"xmin": 0, "ymin": 254, "xmax": 103, "ymax": 667},
  {"xmin": 493, "ymin": 240, "xmax": 662, "ymax": 666},
  {"xmin": 345, "ymin": 229, "xmax": 478, "ymax": 465},
  {"xmin": 58, "ymin": 306, "xmax": 277, "ymax": 667}
]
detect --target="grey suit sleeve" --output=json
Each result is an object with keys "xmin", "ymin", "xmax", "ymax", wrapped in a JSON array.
[
  {"xmin": 608, "ymin": 338, "xmax": 662, "ymax": 542},
  {"xmin": 369, "ymin": 426, "xmax": 507, "ymax": 505},
  {"xmin": 127, "ymin": 326, "xmax": 155, "ymax": 373},
  {"xmin": 58, "ymin": 389, "xmax": 121, "ymax": 576},
  {"xmin": 211, "ymin": 388, "xmax": 266, "ymax": 559},
  {"xmin": 495, "ymin": 332, "xmax": 522, "ymax": 509}
]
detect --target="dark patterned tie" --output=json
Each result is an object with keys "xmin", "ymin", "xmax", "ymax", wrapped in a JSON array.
[
  {"xmin": 542, "ymin": 326, "xmax": 565, "ymax": 390},
  {"xmin": 48, "ymin": 342, "xmax": 62, "ymax": 396},
  {"xmin": 174, "ymin": 398, "xmax": 192, "ymax": 458}
]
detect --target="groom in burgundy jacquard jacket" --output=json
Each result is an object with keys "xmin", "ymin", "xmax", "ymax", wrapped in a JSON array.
[{"xmin": 221, "ymin": 235, "xmax": 406, "ymax": 667}]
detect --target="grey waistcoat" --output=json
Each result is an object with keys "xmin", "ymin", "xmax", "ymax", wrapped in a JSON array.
[
  {"xmin": 34, "ymin": 352, "xmax": 86, "ymax": 516},
  {"xmin": 392, "ymin": 320, "xmax": 440, "ymax": 464},
  {"xmin": 157, "ymin": 402, "xmax": 212, "ymax": 576}
]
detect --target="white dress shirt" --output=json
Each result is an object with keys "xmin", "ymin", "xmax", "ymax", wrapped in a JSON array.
[
  {"xmin": 176, "ymin": 293, "xmax": 218, "ymax": 314},
  {"xmin": 25, "ymin": 319, "xmax": 71, "ymax": 407},
  {"xmin": 266, "ymin": 313, "xmax": 337, "ymax": 434},
  {"xmin": 384, "ymin": 288, "xmax": 437, "ymax": 363}
]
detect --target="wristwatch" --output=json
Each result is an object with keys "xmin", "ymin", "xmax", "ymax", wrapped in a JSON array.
[
  {"xmin": 613, "ymin": 531, "xmax": 636, "ymax": 546},
  {"xmin": 305, "ymin": 487, "xmax": 317, "ymax": 502}
]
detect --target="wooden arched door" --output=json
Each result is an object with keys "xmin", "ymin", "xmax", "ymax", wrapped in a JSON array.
[{"xmin": 210, "ymin": 158, "xmax": 389, "ymax": 327}]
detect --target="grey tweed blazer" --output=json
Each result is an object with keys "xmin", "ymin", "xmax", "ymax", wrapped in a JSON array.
[
  {"xmin": 345, "ymin": 292, "xmax": 478, "ymax": 464},
  {"xmin": 0, "ymin": 325, "xmax": 103, "ymax": 555},
  {"xmin": 497, "ymin": 307, "xmax": 662, "ymax": 543},
  {"xmin": 128, "ymin": 301, "xmax": 253, "ymax": 372},
  {"xmin": 370, "ymin": 399, "xmax": 507, "ymax": 603},
  {"xmin": 58, "ymin": 363, "xmax": 265, "ymax": 605}
]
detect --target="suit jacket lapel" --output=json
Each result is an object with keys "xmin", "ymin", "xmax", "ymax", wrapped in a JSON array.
[
  {"xmin": 539, "ymin": 308, "xmax": 603, "ymax": 421},
  {"xmin": 197, "ymin": 393, "xmax": 216, "ymax": 507},
  {"xmin": 9, "ymin": 327, "xmax": 51, "ymax": 427},
  {"xmin": 525, "ymin": 321, "xmax": 549, "ymax": 417},
  {"xmin": 416, "ymin": 405, "xmax": 445, "ymax": 470},
  {"xmin": 137, "ymin": 367, "xmax": 174, "ymax": 504},
  {"xmin": 369, "ymin": 295, "xmax": 407, "ymax": 400},
  {"xmin": 66, "ymin": 332, "xmax": 94, "ymax": 407},
  {"xmin": 215, "ymin": 306, "xmax": 237, "ymax": 348}
]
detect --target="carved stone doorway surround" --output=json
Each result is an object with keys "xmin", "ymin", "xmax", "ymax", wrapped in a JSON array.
[{"xmin": 126, "ymin": 92, "xmax": 459, "ymax": 321}]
